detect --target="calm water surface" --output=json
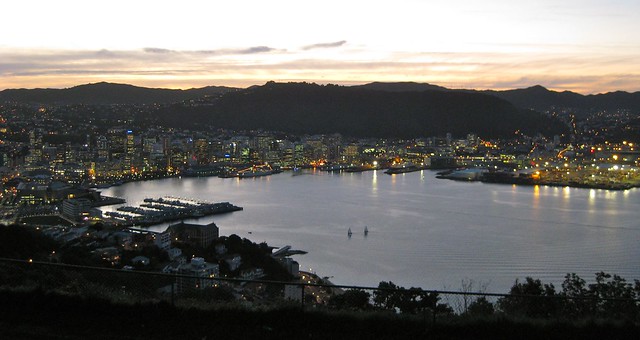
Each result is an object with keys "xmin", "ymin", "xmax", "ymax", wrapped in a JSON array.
[{"xmin": 101, "ymin": 170, "xmax": 640, "ymax": 293}]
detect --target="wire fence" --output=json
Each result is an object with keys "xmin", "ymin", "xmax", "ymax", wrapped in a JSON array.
[{"xmin": 1, "ymin": 258, "xmax": 638, "ymax": 325}]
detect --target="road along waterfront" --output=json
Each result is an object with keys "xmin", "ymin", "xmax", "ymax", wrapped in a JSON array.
[{"xmin": 100, "ymin": 169, "xmax": 640, "ymax": 293}]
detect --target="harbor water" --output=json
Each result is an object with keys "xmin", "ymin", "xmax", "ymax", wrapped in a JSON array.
[{"xmin": 100, "ymin": 169, "xmax": 640, "ymax": 293}]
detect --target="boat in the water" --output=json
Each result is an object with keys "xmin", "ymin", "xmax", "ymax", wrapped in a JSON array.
[
  {"xmin": 347, "ymin": 228, "xmax": 352, "ymax": 237},
  {"xmin": 238, "ymin": 169, "xmax": 272, "ymax": 178},
  {"xmin": 384, "ymin": 162, "xmax": 423, "ymax": 174},
  {"xmin": 364, "ymin": 226, "xmax": 368, "ymax": 236},
  {"xmin": 237, "ymin": 165, "xmax": 273, "ymax": 178}
]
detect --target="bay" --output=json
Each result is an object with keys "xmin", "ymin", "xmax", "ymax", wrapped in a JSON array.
[{"xmin": 100, "ymin": 169, "xmax": 640, "ymax": 293}]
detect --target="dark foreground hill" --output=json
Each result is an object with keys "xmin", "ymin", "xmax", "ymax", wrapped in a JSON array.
[
  {"xmin": 0, "ymin": 82, "xmax": 237, "ymax": 105},
  {"xmin": 156, "ymin": 82, "xmax": 565, "ymax": 138},
  {"xmin": 1, "ymin": 289, "xmax": 637, "ymax": 340}
]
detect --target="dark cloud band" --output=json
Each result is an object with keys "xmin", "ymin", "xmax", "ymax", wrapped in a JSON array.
[{"xmin": 303, "ymin": 40, "xmax": 347, "ymax": 50}]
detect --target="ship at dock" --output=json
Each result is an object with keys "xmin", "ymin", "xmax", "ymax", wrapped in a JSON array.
[
  {"xmin": 218, "ymin": 164, "xmax": 280, "ymax": 178},
  {"xmin": 384, "ymin": 162, "xmax": 424, "ymax": 174},
  {"xmin": 238, "ymin": 165, "xmax": 273, "ymax": 178}
]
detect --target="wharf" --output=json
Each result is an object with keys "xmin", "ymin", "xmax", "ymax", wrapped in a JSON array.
[
  {"xmin": 105, "ymin": 197, "xmax": 242, "ymax": 226},
  {"xmin": 92, "ymin": 196, "xmax": 126, "ymax": 207}
]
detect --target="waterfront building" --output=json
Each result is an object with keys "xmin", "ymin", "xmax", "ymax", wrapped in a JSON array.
[
  {"xmin": 293, "ymin": 143, "xmax": 305, "ymax": 165},
  {"xmin": 62, "ymin": 198, "xmax": 92, "ymax": 221},
  {"xmin": 168, "ymin": 221, "xmax": 219, "ymax": 248},
  {"xmin": 255, "ymin": 134, "xmax": 275, "ymax": 162},
  {"xmin": 151, "ymin": 230, "xmax": 172, "ymax": 250},
  {"xmin": 194, "ymin": 138, "xmax": 210, "ymax": 165}
]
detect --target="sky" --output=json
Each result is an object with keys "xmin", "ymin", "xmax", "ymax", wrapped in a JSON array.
[{"xmin": 1, "ymin": 0, "xmax": 639, "ymax": 94}]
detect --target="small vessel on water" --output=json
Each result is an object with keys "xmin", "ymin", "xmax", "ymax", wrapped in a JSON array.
[
  {"xmin": 364, "ymin": 226, "xmax": 369, "ymax": 236},
  {"xmin": 347, "ymin": 228, "xmax": 352, "ymax": 237},
  {"xmin": 384, "ymin": 162, "xmax": 423, "ymax": 174}
]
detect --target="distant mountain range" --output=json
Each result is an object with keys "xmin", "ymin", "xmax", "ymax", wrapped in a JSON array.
[
  {"xmin": 3, "ymin": 81, "xmax": 638, "ymax": 112},
  {"xmin": 4, "ymin": 80, "xmax": 638, "ymax": 138},
  {"xmin": 154, "ymin": 81, "xmax": 565, "ymax": 138},
  {"xmin": 487, "ymin": 86, "xmax": 640, "ymax": 115},
  {"xmin": 355, "ymin": 82, "xmax": 640, "ymax": 115},
  {"xmin": 0, "ymin": 82, "xmax": 237, "ymax": 105}
]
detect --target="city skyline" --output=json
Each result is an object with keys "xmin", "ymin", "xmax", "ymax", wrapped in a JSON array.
[{"xmin": 2, "ymin": 0, "xmax": 640, "ymax": 94}]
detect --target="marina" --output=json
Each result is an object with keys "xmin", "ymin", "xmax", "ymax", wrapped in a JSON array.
[{"xmin": 104, "ymin": 196, "xmax": 242, "ymax": 226}]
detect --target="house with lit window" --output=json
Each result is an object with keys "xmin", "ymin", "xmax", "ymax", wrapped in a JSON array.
[{"xmin": 174, "ymin": 257, "xmax": 220, "ymax": 294}]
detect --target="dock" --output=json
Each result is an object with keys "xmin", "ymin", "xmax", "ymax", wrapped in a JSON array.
[{"xmin": 104, "ymin": 196, "xmax": 242, "ymax": 226}]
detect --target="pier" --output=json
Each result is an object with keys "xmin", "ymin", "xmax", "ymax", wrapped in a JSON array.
[{"xmin": 105, "ymin": 196, "xmax": 242, "ymax": 226}]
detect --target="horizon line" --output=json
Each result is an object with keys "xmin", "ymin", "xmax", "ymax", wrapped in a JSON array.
[{"xmin": 1, "ymin": 80, "xmax": 636, "ymax": 96}]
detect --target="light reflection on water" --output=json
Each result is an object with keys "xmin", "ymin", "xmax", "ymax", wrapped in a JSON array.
[{"xmin": 100, "ymin": 170, "xmax": 640, "ymax": 293}]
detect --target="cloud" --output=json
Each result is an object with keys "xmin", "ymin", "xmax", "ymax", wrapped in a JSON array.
[
  {"xmin": 143, "ymin": 46, "xmax": 278, "ymax": 56},
  {"xmin": 302, "ymin": 40, "xmax": 347, "ymax": 50},
  {"xmin": 1, "ymin": 47, "xmax": 639, "ymax": 94},
  {"xmin": 238, "ymin": 46, "xmax": 276, "ymax": 54},
  {"xmin": 143, "ymin": 47, "xmax": 174, "ymax": 54}
]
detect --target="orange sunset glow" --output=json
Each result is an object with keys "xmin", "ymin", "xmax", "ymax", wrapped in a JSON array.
[{"xmin": 2, "ymin": 0, "xmax": 639, "ymax": 93}]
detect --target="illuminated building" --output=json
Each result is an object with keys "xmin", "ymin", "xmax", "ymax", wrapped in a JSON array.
[
  {"xmin": 194, "ymin": 138, "xmax": 210, "ymax": 165},
  {"xmin": 175, "ymin": 257, "xmax": 220, "ymax": 293},
  {"xmin": 168, "ymin": 221, "xmax": 219, "ymax": 248},
  {"xmin": 124, "ymin": 130, "xmax": 135, "ymax": 172},
  {"xmin": 62, "ymin": 198, "xmax": 92, "ymax": 221}
]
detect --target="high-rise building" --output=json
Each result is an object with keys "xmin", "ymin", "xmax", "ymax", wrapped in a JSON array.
[
  {"xmin": 124, "ymin": 130, "xmax": 135, "ymax": 172},
  {"xmin": 343, "ymin": 144, "xmax": 359, "ymax": 162},
  {"xmin": 194, "ymin": 138, "xmax": 210, "ymax": 165},
  {"xmin": 142, "ymin": 137, "xmax": 156, "ymax": 154},
  {"xmin": 25, "ymin": 130, "xmax": 43, "ymax": 165},
  {"xmin": 96, "ymin": 135, "xmax": 109, "ymax": 159}
]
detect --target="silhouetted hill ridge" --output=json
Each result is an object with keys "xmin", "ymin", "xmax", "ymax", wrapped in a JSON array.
[
  {"xmin": 3, "ymin": 81, "xmax": 638, "ymax": 113},
  {"xmin": 0, "ymin": 82, "xmax": 237, "ymax": 105},
  {"xmin": 353, "ymin": 81, "xmax": 449, "ymax": 92},
  {"xmin": 155, "ymin": 82, "xmax": 565, "ymax": 138},
  {"xmin": 0, "ymin": 81, "xmax": 577, "ymax": 138},
  {"xmin": 481, "ymin": 85, "xmax": 640, "ymax": 114},
  {"xmin": 355, "ymin": 82, "xmax": 640, "ymax": 114}
]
